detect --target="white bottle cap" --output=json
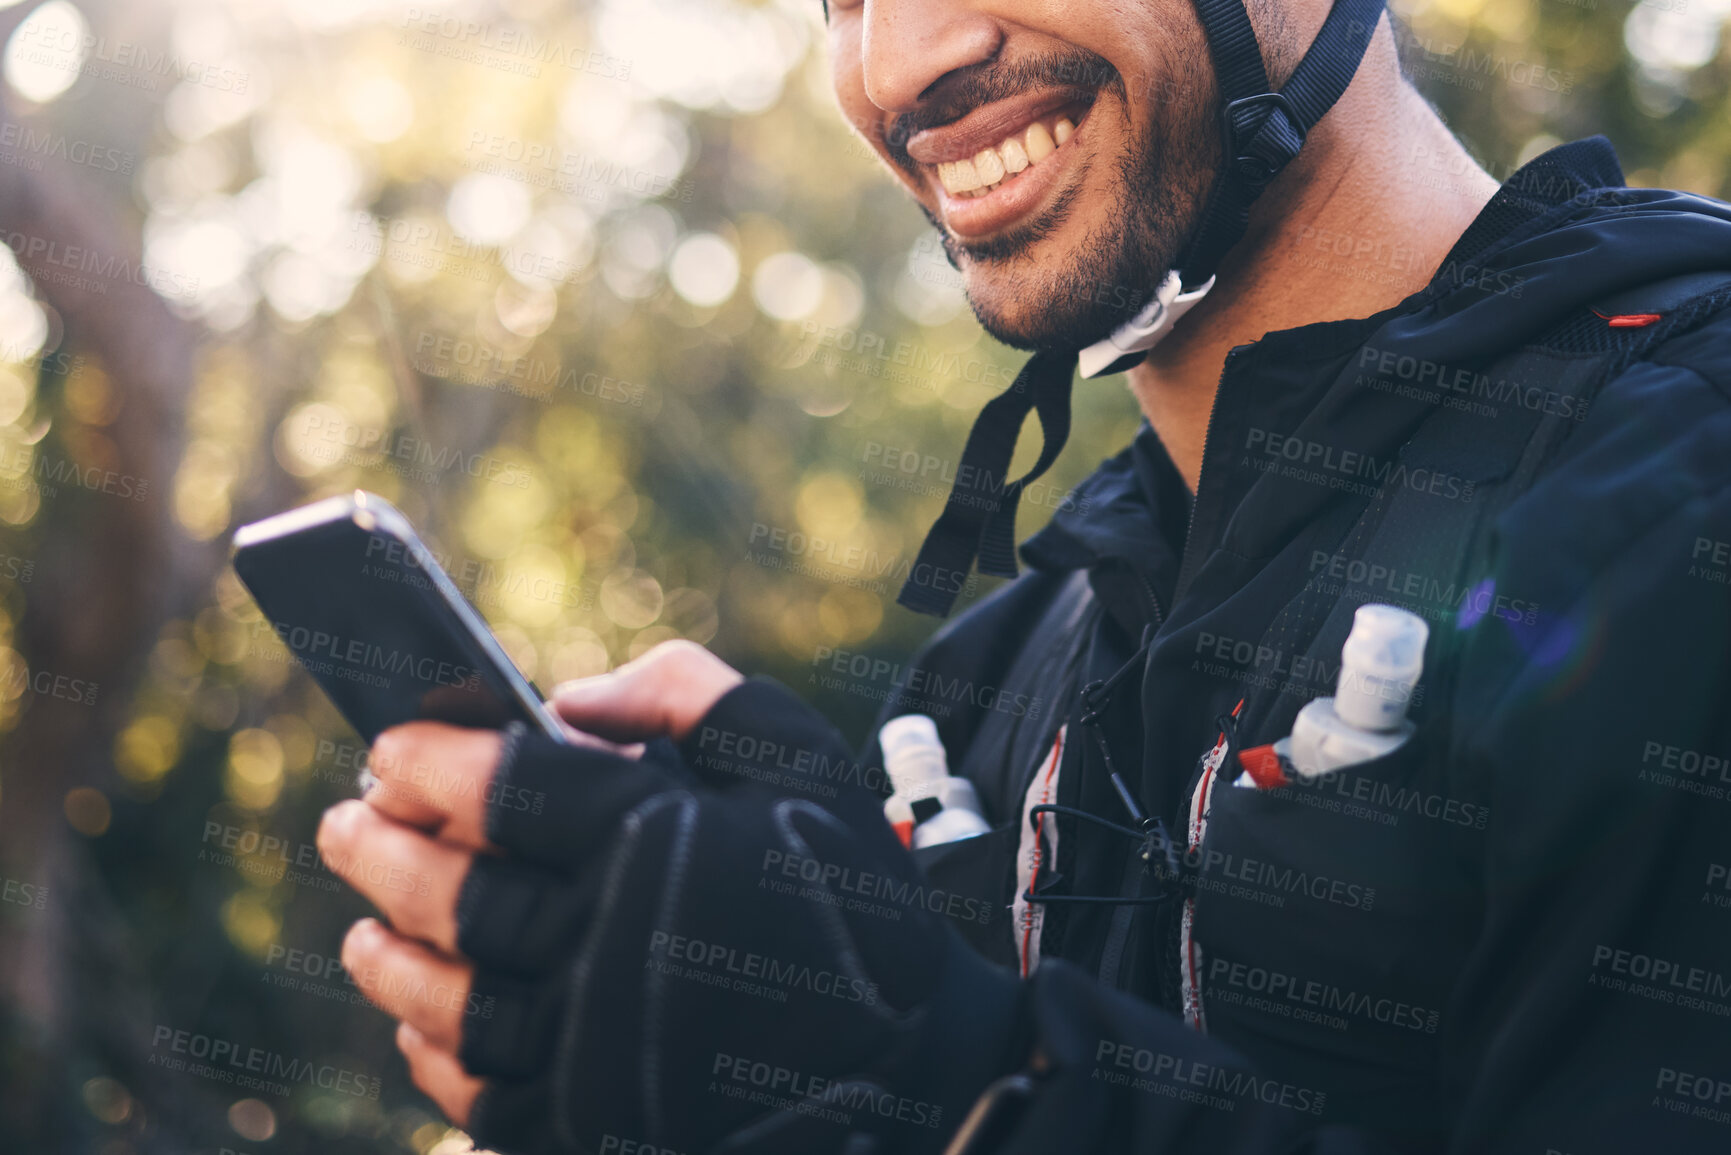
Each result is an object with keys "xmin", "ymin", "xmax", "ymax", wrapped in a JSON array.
[
  {"xmin": 1288, "ymin": 698, "xmax": 1415, "ymax": 778},
  {"xmin": 1334, "ymin": 603, "xmax": 1429, "ymax": 732},
  {"xmin": 912, "ymin": 806, "xmax": 992, "ymax": 849},
  {"xmin": 880, "ymin": 714, "xmax": 948, "ymax": 798}
]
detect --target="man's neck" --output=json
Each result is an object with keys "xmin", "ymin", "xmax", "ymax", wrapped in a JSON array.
[{"xmin": 1126, "ymin": 48, "xmax": 1501, "ymax": 492}]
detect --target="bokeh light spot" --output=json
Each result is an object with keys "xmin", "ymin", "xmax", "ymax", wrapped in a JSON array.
[
  {"xmin": 228, "ymin": 1098, "xmax": 277, "ymax": 1142},
  {"xmin": 64, "ymin": 786, "xmax": 111, "ymax": 836},
  {"xmin": 669, "ymin": 232, "xmax": 740, "ymax": 307},
  {"xmin": 81, "ymin": 1077, "xmax": 132, "ymax": 1125},
  {"xmin": 752, "ymin": 250, "xmax": 824, "ymax": 321},
  {"xmin": 5, "ymin": 1, "xmax": 88, "ymax": 104},
  {"xmin": 448, "ymin": 173, "xmax": 534, "ymax": 246}
]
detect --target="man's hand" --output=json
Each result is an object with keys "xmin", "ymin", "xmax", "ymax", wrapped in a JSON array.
[
  {"xmin": 316, "ymin": 642, "xmax": 742, "ymax": 1125},
  {"xmin": 549, "ymin": 638, "xmax": 743, "ymax": 743},
  {"xmin": 318, "ymin": 639, "xmax": 1017, "ymax": 1155}
]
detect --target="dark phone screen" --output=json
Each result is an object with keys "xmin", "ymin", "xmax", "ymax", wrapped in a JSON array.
[{"xmin": 234, "ymin": 519, "xmax": 539, "ymax": 744}]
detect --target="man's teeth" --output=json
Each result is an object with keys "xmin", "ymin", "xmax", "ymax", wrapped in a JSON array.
[
  {"xmin": 937, "ymin": 116, "xmax": 1077, "ymax": 198},
  {"xmin": 936, "ymin": 159, "xmax": 979, "ymax": 193},
  {"xmin": 1025, "ymin": 123, "xmax": 1055, "ymax": 164},
  {"xmin": 974, "ymin": 147, "xmax": 1005, "ymax": 186}
]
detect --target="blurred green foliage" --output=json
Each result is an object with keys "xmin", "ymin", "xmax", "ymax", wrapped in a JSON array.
[{"xmin": 0, "ymin": 0, "xmax": 1726, "ymax": 1150}]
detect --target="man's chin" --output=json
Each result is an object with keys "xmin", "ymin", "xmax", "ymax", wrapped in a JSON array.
[
  {"xmin": 966, "ymin": 297, "xmax": 1104, "ymax": 353},
  {"xmin": 962, "ymin": 267, "xmax": 1157, "ymax": 355},
  {"xmin": 925, "ymin": 206, "xmax": 1134, "ymax": 352},
  {"xmin": 944, "ymin": 208, "xmax": 1174, "ymax": 354}
]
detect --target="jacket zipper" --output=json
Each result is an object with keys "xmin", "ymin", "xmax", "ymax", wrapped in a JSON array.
[
  {"xmin": 1168, "ymin": 346, "xmax": 1256, "ymax": 1024},
  {"xmin": 1174, "ymin": 345, "xmax": 1246, "ymax": 603},
  {"xmin": 1108, "ymin": 345, "xmax": 1241, "ymax": 1005},
  {"xmin": 1070, "ymin": 350, "xmax": 1243, "ymax": 994},
  {"xmin": 1137, "ymin": 571, "xmax": 1166, "ymax": 633}
]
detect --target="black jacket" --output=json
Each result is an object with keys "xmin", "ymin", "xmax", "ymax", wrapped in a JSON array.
[{"xmin": 867, "ymin": 138, "xmax": 1731, "ymax": 1152}]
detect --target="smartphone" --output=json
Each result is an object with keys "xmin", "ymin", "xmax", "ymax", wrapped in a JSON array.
[{"xmin": 232, "ymin": 491, "xmax": 569, "ymax": 745}]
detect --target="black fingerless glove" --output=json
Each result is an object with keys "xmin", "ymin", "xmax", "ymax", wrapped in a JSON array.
[{"xmin": 454, "ymin": 679, "xmax": 1026, "ymax": 1155}]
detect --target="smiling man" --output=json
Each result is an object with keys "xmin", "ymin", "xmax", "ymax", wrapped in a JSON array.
[{"xmin": 318, "ymin": 0, "xmax": 1731, "ymax": 1152}]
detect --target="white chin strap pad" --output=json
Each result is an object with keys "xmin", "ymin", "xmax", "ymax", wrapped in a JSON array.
[{"xmin": 1076, "ymin": 270, "xmax": 1216, "ymax": 379}]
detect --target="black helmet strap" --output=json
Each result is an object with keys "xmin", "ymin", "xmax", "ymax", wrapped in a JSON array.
[
  {"xmin": 899, "ymin": 0, "xmax": 1387, "ymax": 617},
  {"xmin": 895, "ymin": 350, "xmax": 1076, "ymax": 617},
  {"xmin": 1180, "ymin": 0, "xmax": 1387, "ymax": 289}
]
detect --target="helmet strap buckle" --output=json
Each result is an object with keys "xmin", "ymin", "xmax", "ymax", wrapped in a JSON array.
[
  {"xmin": 1077, "ymin": 270, "xmax": 1218, "ymax": 379},
  {"xmin": 1221, "ymin": 91, "xmax": 1303, "ymax": 190}
]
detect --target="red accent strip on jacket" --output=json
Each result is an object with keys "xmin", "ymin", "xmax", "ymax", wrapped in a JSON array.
[
  {"xmin": 1591, "ymin": 308, "xmax": 1662, "ymax": 329},
  {"xmin": 1019, "ymin": 727, "xmax": 1065, "ymax": 978}
]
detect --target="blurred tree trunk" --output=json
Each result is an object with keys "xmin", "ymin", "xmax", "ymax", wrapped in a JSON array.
[{"xmin": 0, "ymin": 25, "xmax": 212, "ymax": 1139}]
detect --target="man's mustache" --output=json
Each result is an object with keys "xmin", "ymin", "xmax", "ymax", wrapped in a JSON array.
[{"xmin": 877, "ymin": 49, "xmax": 1123, "ymax": 177}]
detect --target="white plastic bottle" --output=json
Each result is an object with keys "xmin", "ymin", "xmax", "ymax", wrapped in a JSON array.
[
  {"xmin": 1250, "ymin": 603, "xmax": 1429, "ymax": 784},
  {"xmin": 880, "ymin": 714, "xmax": 992, "ymax": 848}
]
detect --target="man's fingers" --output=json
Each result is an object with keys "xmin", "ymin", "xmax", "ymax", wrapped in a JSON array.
[
  {"xmin": 363, "ymin": 722, "xmax": 502, "ymax": 849},
  {"xmin": 552, "ymin": 639, "xmax": 742, "ymax": 742},
  {"xmin": 397, "ymin": 1021, "xmax": 482, "ymax": 1127},
  {"xmin": 341, "ymin": 917, "xmax": 474, "ymax": 1052},
  {"xmin": 318, "ymin": 801, "xmax": 470, "ymax": 953}
]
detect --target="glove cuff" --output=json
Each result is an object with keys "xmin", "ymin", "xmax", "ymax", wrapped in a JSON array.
[
  {"xmin": 897, "ymin": 933, "xmax": 1030, "ymax": 1155},
  {"xmin": 679, "ymin": 676, "xmax": 894, "ymax": 830},
  {"xmin": 679, "ymin": 675, "xmax": 884, "ymax": 774}
]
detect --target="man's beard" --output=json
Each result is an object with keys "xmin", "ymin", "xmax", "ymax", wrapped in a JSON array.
[{"xmin": 915, "ymin": 59, "xmax": 1216, "ymax": 354}]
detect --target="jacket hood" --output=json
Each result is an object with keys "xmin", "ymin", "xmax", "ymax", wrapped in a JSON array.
[
  {"xmin": 1388, "ymin": 136, "xmax": 1731, "ymax": 362},
  {"xmin": 1021, "ymin": 136, "xmax": 1731, "ymax": 583}
]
